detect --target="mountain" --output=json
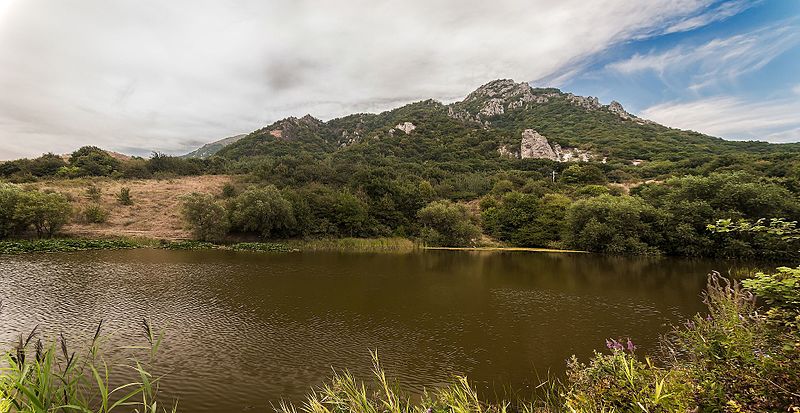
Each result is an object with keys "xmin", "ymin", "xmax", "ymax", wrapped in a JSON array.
[
  {"xmin": 182, "ymin": 134, "xmax": 247, "ymax": 159},
  {"xmin": 215, "ymin": 79, "xmax": 800, "ymax": 171}
]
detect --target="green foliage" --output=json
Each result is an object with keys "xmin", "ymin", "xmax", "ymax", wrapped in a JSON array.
[
  {"xmin": 117, "ymin": 187, "xmax": 133, "ymax": 205},
  {"xmin": 181, "ymin": 193, "xmax": 230, "ymax": 242},
  {"xmin": 564, "ymin": 195, "xmax": 664, "ymax": 254},
  {"xmin": 13, "ymin": 191, "xmax": 72, "ymax": 238},
  {"xmin": 0, "ymin": 239, "xmax": 138, "ymax": 254},
  {"xmin": 483, "ymin": 192, "xmax": 571, "ymax": 247},
  {"xmin": 228, "ymin": 186, "xmax": 295, "ymax": 239},
  {"xmin": 560, "ymin": 164, "xmax": 607, "ymax": 185},
  {"xmin": 85, "ymin": 184, "xmax": 102, "ymax": 202},
  {"xmin": 221, "ymin": 183, "xmax": 237, "ymax": 198},
  {"xmin": 159, "ymin": 240, "xmax": 217, "ymax": 250},
  {"xmin": 82, "ymin": 204, "xmax": 109, "ymax": 224},
  {"xmin": 742, "ymin": 267, "xmax": 800, "ymax": 332},
  {"xmin": 1, "ymin": 320, "xmax": 174, "ymax": 413},
  {"xmin": 69, "ymin": 146, "xmax": 121, "ymax": 177},
  {"xmin": 0, "ymin": 184, "xmax": 23, "ymax": 238},
  {"xmin": 417, "ymin": 200, "xmax": 481, "ymax": 247},
  {"xmin": 229, "ymin": 242, "xmax": 296, "ymax": 252},
  {"xmin": 564, "ymin": 351, "xmax": 692, "ymax": 412}
]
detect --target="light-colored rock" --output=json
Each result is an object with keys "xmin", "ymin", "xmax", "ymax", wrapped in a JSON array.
[
  {"xmin": 520, "ymin": 129, "xmax": 558, "ymax": 161},
  {"xmin": 480, "ymin": 98, "xmax": 505, "ymax": 116},
  {"xmin": 608, "ymin": 101, "xmax": 632, "ymax": 120},
  {"xmin": 520, "ymin": 129, "xmax": 595, "ymax": 162},
  {"xmin": 497, "ymin": 145, "xmax": 518, "ymax": 159},
  {"xmin": 395, "ymin": 122, "xmax": 416, "ymax": 134}
]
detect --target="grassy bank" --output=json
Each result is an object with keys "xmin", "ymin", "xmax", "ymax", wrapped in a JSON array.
[{"xmin": 0, "ymin": 237, "xmax": 420, "ymax": 255}]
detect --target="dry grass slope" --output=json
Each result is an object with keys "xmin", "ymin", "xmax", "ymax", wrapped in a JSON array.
[{"xmin": 33, "ymin": 175, "xmax": 233, "ymax": 240}]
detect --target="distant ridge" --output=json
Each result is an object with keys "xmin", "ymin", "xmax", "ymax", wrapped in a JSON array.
[{"xmin": 182, "ymin": 134, "xmax": 247, "ymax": 159}]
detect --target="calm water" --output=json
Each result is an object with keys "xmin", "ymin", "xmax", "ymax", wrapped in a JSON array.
[{"xmin": 0, "ymin": 249, "xmax": 739, "ymax": 411}]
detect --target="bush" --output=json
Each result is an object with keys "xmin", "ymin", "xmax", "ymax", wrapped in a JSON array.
[
  {"xmin": 117, "ymin": 187, "xmax": 133, "ymax": 205},
  {"xmin": 85, "ymin": 184, "xmax": 102, "ymax": 202},
  {"xmin": 83, "ymin": 203, "xmax": 109, "ymax": 223},
  {"xmin": 0, "ymin": 184, "xmax": 23, "ymax": 238},
  {"xmin": 181, "ymin": 193, "xmax": 230, "ymax": 242},
  {"xmin": 221, "ymin": 183, "xmax": 237, "ymax": 198},
  {"xmin": 228, "ymin": 186, "xmax": 295, "ymax": 239},
  {"xmin": 564, "ymin": 195, "xmax": 664, "ymax": 254},
  {"xmin": 417, "ymin": 200, "xmax": 480, "ymax": 247},
  {"xmin": 13, "ymin": 190, "xmax": 72, "ymax": 238}
]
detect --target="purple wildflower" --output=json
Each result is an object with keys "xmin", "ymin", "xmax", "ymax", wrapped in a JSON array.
[
  {"xmin": 706, "ymin": 314, "xmax": 713, "ymax": 322},
  {"xmin": 606, "ymin": 338, "xmax": 623, "ymax": 352},
  {"xmin": 685, "ymin": 320, "xmax": 696, "ymax": 329},
  {"xmin": 626, "ymin": 338, "xmax": 636, "ymax": 353}
]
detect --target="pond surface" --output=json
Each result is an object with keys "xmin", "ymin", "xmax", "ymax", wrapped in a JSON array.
[{"xmin": 0, "ymin": 249, "xmax": 740, "ymax": 411}]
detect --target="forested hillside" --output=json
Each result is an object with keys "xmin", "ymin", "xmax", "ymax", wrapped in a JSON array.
[{"xmin": 3, "ymin": 79, "xmax": 800, "ymax": 259}]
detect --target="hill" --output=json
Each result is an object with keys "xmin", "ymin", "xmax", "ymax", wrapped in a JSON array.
[
  {"xmin": 182, "ymin": 134, "xmax": 247, "ymax": 159},
  {"xmin": 216, "ymin": 79, "xmax": 800, "ymax": 170}
]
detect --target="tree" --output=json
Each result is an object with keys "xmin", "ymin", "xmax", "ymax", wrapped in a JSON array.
[
  {"xmin": 0, "ymin": 184, "xmax": 22, "ymax": 238},
  {"xmin": 564, "ymin": 195, "xmax": 664, "ymax": 255},
  {"xmin": 13, "ymin": 190, "xmax": 72, "ymax": 238},
  {"xmin": 69, "ymin": 146, "xmax": 120, "ymax": 176},
  {"xmin": 228, "ymin": 186, "xmax": 296, "ymax": 239},
  {"xmin": 181, "ymin": 193, "xmax": 230, "ymax": 242},
  {"xmin": 417, "ymin": 200, "xmax": 481, "ymax": 247}
]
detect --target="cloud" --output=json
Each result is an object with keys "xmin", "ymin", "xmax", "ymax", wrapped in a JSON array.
[
  {"xmin": 662, "ymin": 0, "xmax": 758, "ymax": 34},
  {"xmin": 794, "ymin": 84, "xmax": 800, "ymax": 95},
  {"xmin": 607, "ymin": 25, "xmax": 800, "ymax": 92},
  {"xmin": 0, "ymin": 0, "xmax": 734, "ymax": 159},
  {"xmin": 640, "ymin": 96, "xmax": 800, "ymax": 142}
]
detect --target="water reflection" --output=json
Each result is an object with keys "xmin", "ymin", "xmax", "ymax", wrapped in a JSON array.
[{"xmin": 0, "ymin": 249, "xmax": 736, "ymax": 412}]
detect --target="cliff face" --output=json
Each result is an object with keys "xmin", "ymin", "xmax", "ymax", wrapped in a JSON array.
[{"xmin": 518, "ymin": 129, "xmax": 596, "ymax": 162}]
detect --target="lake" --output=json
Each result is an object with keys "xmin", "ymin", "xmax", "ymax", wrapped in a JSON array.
[{"xmin": 0, "ymin": 249, "xmax": 739, "ymax": 412}]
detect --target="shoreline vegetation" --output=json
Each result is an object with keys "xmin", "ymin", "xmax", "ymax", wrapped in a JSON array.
[
  {"xmin": 3, "ymin": 268, "xmax": 798, "ymax": 412},
  {"xmin": 0, "ymin": 236, "xmax": 590, "ymax": 255},
  {"xmin": 0, "ymin": 237, "xmax": 426, "ymax": 255}
]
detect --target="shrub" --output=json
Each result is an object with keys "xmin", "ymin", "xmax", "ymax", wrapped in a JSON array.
[
  {"xmin": 13, "ymin": 190, "xmax": 72, "ymax": 238},
  {"xmin": 228, "ymin": 186, "xmax": 295, "ymax": 239},
  {"xmin": 417, "ymin": 200, "xmax": 480, "ymax": 247},
  {"xmin": 221, "ymin": 183, "xmax": 237, "ymax": 198},
  {"xmin": 85, "ymin": 184, "xmax": 102, "ymax": 202},
  {"xmin": 564, "ymin": 195, "xmax": 664, "ymax": 254},
  {"xmin": 117, "ymin": 187, "xmax": 133, "ymax": 205},
  {"xmin": 83, "ymin": 203, "xmax": 109, "ymax": 223},
  {"xmin": 181, "ymin": 193, "xmax": 230, "ymax": 242},
  {"xmin": 0, "ymin": 184, "xmax": 22, "ymax": 238}
]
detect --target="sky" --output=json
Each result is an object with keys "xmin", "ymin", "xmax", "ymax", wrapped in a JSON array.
[{"xmin": 0, "ymin": 0, "xmax": 798, "ymax": 160}]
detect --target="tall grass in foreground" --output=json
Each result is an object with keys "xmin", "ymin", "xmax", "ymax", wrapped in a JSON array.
[
  {"xmin": 0, "ymin": 317, "xmax": 175, "ymax": 413},
  {"xmin": 281, "ymin": 269, "xmax": 800, "ymax": 413}
]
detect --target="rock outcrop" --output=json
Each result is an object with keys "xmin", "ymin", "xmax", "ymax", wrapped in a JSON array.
[
  {"xmin": 518, "ymin": 129, "xmax": 595, "ymax": 162},
  {"xmin": 520, "ymin": 129, "xmax": 558, "ymax": 161},
  {"xmin": 394, "ymin": 122, "xmax": 416, "ymax": 134}
]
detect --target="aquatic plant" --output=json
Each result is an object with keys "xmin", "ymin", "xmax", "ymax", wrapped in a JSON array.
[{"xmin": 0, "ymin": 239, "xmax": 139, "ymax": 254}]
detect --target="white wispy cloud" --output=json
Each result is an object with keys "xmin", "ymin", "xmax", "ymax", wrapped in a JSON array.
[
  {"xmin": 640, "ymin": 96, "xmax": 800, "ymax": 142},
  {"xmin": 607, "ymin": 25, "xmax": 800, "ymax": 92},
  {"xmin": 663, "ymin": 0, "xmax": 758, "ymax": 34},
  {"xmin": 0, "ymin": 0, "xmax": 736, "ymax": 159}
]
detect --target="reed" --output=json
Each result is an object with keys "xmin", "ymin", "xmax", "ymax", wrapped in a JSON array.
[
  {"xmin": 0, "ymin": 318, "xmax": 175, "ymax": 413},
  {"xmin": 288, "ymin": 237, "xmax": 418, "ymax": 253}
]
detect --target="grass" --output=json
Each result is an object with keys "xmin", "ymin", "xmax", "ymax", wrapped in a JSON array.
[
  {"xmin": 0, "ymin": 319, "xmax": 176, "ymax": 413},
  {"xmin": 287, "ymin": 237, "xmax": 419, "ymax": 252}
]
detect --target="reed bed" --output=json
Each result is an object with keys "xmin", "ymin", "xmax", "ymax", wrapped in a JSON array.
[
  {"xmin": 288, "ymin": 237, "xmax": 418, "ymax": 253},
  {"xmin": 0, "ymin": 316, "xmax": 176, "ymax": 413}
]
